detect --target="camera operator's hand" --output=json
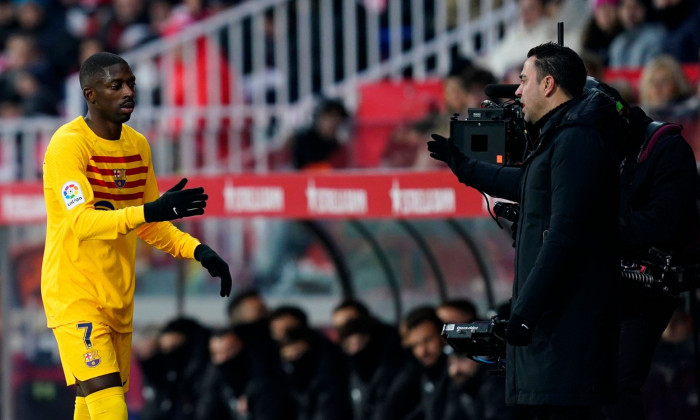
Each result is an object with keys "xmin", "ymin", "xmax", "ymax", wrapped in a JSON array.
[
  {"xmin": 194, "ymin": 244, "xmax": 232, "ymax": 297},
  {"xmin": 506, "ymin": 313, "xmax": 533, "ymax": 346},
  {"xmin": 427, "ymin": 134, "xmax": 469, "ymax": 174},
  {"xmin": 144, "ymin": 178, "xmax": 208, "ymax": 222}
]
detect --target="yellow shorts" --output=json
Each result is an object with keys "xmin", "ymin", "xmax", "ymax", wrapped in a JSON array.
[{"xmin": 52, "ymin": 321, "xmax": 131, "ymax": 392}]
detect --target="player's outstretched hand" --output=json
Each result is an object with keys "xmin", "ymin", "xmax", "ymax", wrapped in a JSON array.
[
  {"xmin": 144, "ymin": 178, "xmax": 208, "ymax": 222},
  {"xmin": 195, "ymin": 244, "xmax": 232, "ymax": 297}
]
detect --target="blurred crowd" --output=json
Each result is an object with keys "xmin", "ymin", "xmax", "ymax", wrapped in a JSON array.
[
  {"xmin": 0, "ymin": 0, "xmax": 247, "ymax": 117},
  {"xmin": 128, "ymin": 288, "xmax": 699, "ymax": 420},
  {"xmin": 0, "ymin": 0, "xmax": 698, "ymax": 168},
  {"xmin": 285, "ymin": 0, "xmax": 700, "ymax": 172}
]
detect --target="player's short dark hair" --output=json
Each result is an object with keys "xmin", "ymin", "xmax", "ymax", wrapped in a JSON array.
[
  {"xmin": 270, "ymin": 305, "xmax": 309, "ymax": 327},
  {"xmin": 79, "ymin": 52, "xmax": 128, "ymax": 89},
  {"xmin": 404, "ymin": 305, "xmax": 442, "ymax": 333},
  {"xmin": 527, "ymin": 42, "xmax": 587, "ymax": 98},
  {"xmin": 333, "ymin": 298, "xmax": 370, "ymax": 316}
]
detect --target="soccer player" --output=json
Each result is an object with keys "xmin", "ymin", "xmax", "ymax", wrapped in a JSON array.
[{"xmin": 41, "ymin": 52, "xmax": 232, "ymax": 420}]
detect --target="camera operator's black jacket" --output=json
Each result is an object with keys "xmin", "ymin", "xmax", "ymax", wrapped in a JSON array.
[
  {"xmin": 619, "ymin": 108, "xmax": 700, "ymax": 259},
  {"xmin": 453, "ymin": 88, "xmax": 622, "ymax": 406}
]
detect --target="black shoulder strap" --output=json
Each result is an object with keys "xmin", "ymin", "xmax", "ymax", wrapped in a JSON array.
[{"xmin": 637, "ymin": 121, "xmax": 682, "ymax": 164}]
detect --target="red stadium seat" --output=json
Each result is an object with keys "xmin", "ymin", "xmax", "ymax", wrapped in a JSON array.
[{"xmin": 353, "ymin": 79, "xmax": 444, "ymax": 168}]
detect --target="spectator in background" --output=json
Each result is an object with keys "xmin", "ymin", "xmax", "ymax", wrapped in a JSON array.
[
  {"xmin": 15, "ymin": 0, "xmax": 77, "ymax": 85},
  {"xmin": 544, "ymin": 0, "xmax": 590, "ymax": 52},
  {"xmin": 196, "ymin": 326, "xmax": 296, "ymax": 420},
  {"xmin": 290, "ymin": 97, "xmax": 351, "ymax": 170},
  {"xmin": 478, "ymin": 0, "xmax": 556, "ymax": 79},
  {"xmin": 13, "ymin": 69, "xmax": 57, "ymax": 115},
  {"xmin": 643, "ymin": 306, "xmax": 698, "ymax": 419},
  {"xmin": 77, "ymin": 37, "xmax": 104, "ymax": 67},
  {"xmin": 443, "ymin": 64, "xmax": 497, "ymax": 117},
  {"xmin": 338, "ymin": 315, "xmax": 415, "ymax": 420},
  {"xmin": 0, "ymin": 32, "xmax": 56, "ymax": 115},
  {"xmin": 381, "ymin": 115, "xmax": 436, "ymax": 169},
  {"xmin": 331, "ymin": 298, "xmax": 371, "ymax": 335},
  {"xmin": 638, "ymin": 54, "xmax": 698, "ymax": 120},
  {"xmin": 226, "ymin": 288, "xmax": 281, "ymax": 375},
  {"xmin": 581, "ymin": 0, "xmax": 622, "ymax": 65},
  {"xmin": 228, "ymin": 288, "xmax": 270, "ymax": 325},
  {"xmin": 430, "ymin": 62, "xmax": 498, "ymax": 150},
  {"xmin": 443, "ymin": 350, "xmax": 515, "ymax": 420},
  {"xmin": 608, "ymin": 0, "xmax": 663, "ymax": 69},
  {"xmin": 331, "ymin": 298, "xmax": 403, "ymax": 355},
  {"xmin": 100, "ymin": 0, "xmax": 150, "ymax": 53},
  {"xmin": 653, "ymin": 0, "xmax": 700, "ymax": 63},
  {"xmin": 0, "ymin": 0, "xmax": 17, "ymax": 50},
  {"xmin": 279, "ymin": 325, "xmax": 353, "ymax": 420},
  {"xmin": 147, "ymin": 0, "xmax": 175, "ymax": 37},
  {"xmin": 269, "ymin": 304, "xmax": 309, "ymax": 342},
  {"xmin": 436, "ymin": 298, "xmax": 479, "ymax": 324},
  {"xmin": 139, "ymin": 317, "xmax": 212, "ymax": 420},
  {"xmin": 401, "ymin": 307, "xmax": 451, "ymax": 420}
]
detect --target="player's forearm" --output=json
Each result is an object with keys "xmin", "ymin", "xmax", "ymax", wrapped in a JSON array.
[
  {"xmin": 71, "ymin": 205, "xmax": 147, "ymax": 241},
  {"xmin": 136, "ymin": 221, "xmax": 200, "ymax": 259}
]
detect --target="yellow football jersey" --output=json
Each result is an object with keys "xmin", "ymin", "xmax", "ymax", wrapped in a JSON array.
[{"xmin": 42, "ymin": 116, "xmax": 201, "ymax": 332}]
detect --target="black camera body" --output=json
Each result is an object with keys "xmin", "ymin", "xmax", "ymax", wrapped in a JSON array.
[
  {"xmin": 442, "ymin": 318, "xmax": 507, "ymax": 359},
  {"xmin": 449, "ymin": 99, "xmax": 527, "ymax": 166}
]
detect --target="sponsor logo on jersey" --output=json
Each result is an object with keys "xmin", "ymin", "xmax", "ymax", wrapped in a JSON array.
[
  {"xmin": 62, "ymin": 182, "xmax": 85, "ymax": 210},
  {"xmin": 83, "ymin": 350, "xmax": 101, "ymax": 368},
  {"xmin": 113, "ymin": 169, "xmax": 127, "ymax": 189}
]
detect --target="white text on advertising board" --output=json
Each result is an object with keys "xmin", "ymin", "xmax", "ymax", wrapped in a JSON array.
[
  {"xmin": 306, "ymin": 180, "xmax": 368, "ymax": 215},
  {"xmin": 390, "ymin": 180, "xmax": 456, "ymax": 215},
  {"xmin": 224, "ymin": 181, "xmax": 285, "ymax": 213}
]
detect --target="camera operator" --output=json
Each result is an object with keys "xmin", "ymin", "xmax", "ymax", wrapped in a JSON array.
[
  {"xmin": 429, "ymin": 42, "xmax": 621, "ymax": 419},
  {"xmin": 605, "ymin": 106, "xmax": 700, "ymax": 420}
]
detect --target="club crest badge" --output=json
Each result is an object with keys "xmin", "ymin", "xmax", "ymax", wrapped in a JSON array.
[
  {"xmin": 83, "ymin": 350, "xmax": 101, "ymax": 368},
  {"xmin": 113, "ymin": 169, "xmax": 127, "ymax": 189}
]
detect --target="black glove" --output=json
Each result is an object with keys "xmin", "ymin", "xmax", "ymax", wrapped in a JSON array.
[
  {"xmin": 144, "ymin": 178, "xmax": 208, "ymax": 223},
  {"xmin": 195, "ymin": 244, "xmax": 232, "ymax": 297},
  {"xmin": 427, "ymin": 134, "xmax": 470, "ymax": 174},
  {"xmin": 506, "ymin": 313, "xmax": 533, "ymax": 346}
]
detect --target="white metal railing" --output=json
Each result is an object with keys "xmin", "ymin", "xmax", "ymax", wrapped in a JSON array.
[{"xmin": 1, "ymin": 0, "xmax": 518, "ymax": 182}]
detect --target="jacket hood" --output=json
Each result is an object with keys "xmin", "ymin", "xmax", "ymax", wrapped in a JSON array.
[
  {"xmin": 522, "ymin": 87, "xmax": 624, "ymax": 164},
  {"xmin": 543, "ymin": 88, "xmax": 619, "ymax": 134}
]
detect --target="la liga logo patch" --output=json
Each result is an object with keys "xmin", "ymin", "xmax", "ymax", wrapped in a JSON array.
[{"xmin": 62, "ymin": 181, "xmax": 85, "ymax": 210}]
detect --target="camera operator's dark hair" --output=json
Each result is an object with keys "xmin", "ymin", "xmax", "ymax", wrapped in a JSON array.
[
  {"xmin": 527, "ymin": 42, "xmax": 587, "ymax": 98},
  {"xmin": 404, "ymin": 306, "xmax": 442, "ymax": 333},
  {"xmin": 270, "ymin": 305, "xmax": 309, "ymax": 327}
]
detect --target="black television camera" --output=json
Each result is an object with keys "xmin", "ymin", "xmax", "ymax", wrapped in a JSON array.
[
  {"xmin": 442, "ymin": 317, "xmax": 507, "ymax": 373},
  {"xmin": 621, "ymin": 247, "xmax": 700, "ymax": 295},
  {"xmin": 449, "ymin": 84, "xmax": 527, "ymax": 166}
]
